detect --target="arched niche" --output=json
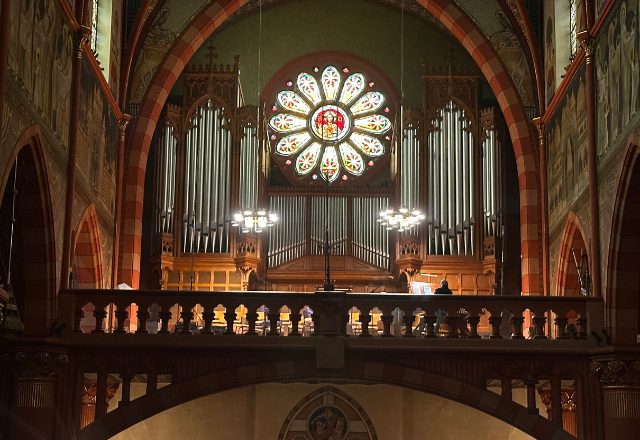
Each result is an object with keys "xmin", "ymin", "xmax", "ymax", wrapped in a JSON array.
[
  {"xmin": 73, "ymin": 204, "xmax": 104, "ymax": 288},
  {"xmin": 0, "ymin": 126, "xmax": 56, "ymax": 335},
  {"xmin": 555, "ymin": 212, "xmax": 589, "ymax": 297}
]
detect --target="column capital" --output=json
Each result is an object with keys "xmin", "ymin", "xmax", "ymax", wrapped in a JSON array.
[
  {"xmin": 592, "ymin": 359, "xmax": 640, "ymax": 387},
  {"xmin": 0, "ymin": 351, "xmax": 69, "ymax": 378},
  {"xmin": 577, "ymin": 30, "xmax": 594, "ymax": 60}
]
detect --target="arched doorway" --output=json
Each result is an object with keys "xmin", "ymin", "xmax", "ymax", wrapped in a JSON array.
[
  {"xmin": 73, "ymin": 205, "xmax": 104, "ymax": 289},
  {"xmin": 606, "ymin": 143, "xmax": 640, "ymax": 344},
  {"xmin": 0, "ymin": 126, "xmax": 56, "ymax": 335},
  {"xmin": 556, "ymin": 213, "xmax": 589, "ymax": 297}
]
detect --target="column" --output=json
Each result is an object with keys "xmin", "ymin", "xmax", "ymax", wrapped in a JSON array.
[
  {"xmin": 80, "ymin": 374, "xmax": 121, "ymax": 428},
  {"xmin": 592, "ymin": 359, "xmax": 640, "ymax": 440},
  {"xmin": 537, "ymin": 381, "xmax": 577, "ymax": 436},
  {"xmin": 2, "ymin": 351, "xmax": 69, "ymax": 440}
]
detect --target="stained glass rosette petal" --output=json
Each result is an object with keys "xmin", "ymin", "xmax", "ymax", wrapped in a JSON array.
[{"xmin": 268, "ymin": 64, "xmax": 392, "ymax": 184}]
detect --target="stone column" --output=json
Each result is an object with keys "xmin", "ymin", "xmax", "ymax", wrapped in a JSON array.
[
  {"xmin": 537, "ymin": 382, "xmax": 577, "ymax": 436},
  {"xmin": 80, "ymin": 374, "xmax": 121, "ymax": 428},
  {"xmin": 592, "ymin": 359, "xmax": 640, "ymax": 440},
  {"xmin": 0, "ymin": 351, "xmax": 69, "ymax": 440}
]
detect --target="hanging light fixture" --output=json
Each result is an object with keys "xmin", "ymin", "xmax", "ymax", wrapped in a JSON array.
[
  {"xmin": 232, "ymin": 209, "xmax": 278, "ymax": 234},
  {"xmin": 378, "ymin": 207, "xmax": 425, "ymax": 232},
  {"xmin": 232, "ymin": 0, "xmax": 277, "ymax": 235},
  {"xmin": 378, "ymin": 1, "xmax": 425, "ymax": 233}
]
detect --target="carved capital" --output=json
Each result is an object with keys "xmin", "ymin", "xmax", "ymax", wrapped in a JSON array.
[
  {"xmin": 0, "ymin": 351, "xmax": 69, "ymax": 378},
  {"xmin": 592, "ymin": 360, "xmax": 640, "ymax": 387},
  {"xmin": 75, "ymin": 25, "xmax": 92, "ymax": 58},
  {"xmin": 118, "ymin": 114, "xmax": 132, "ymax": 133},
  {"xmin": 537, "ymin": 385, "xmax": 577, "ymax": 412},
  {"xmin": 577, "ymin": 31, "xmax": 593, "ymax": 59}
]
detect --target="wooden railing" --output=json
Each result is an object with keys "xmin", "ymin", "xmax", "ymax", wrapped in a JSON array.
[{"xmin": 57, "ymin": 289, "xmax": 604, "ymax": 342}]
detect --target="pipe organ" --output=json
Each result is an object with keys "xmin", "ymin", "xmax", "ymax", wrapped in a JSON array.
[
  {"xmin": 425, "ymin": 100, "xmax": 475, "ymax": 256},
  {"xmin": 146, "ymin": 57, "xmax": 512, "ymax": 293}
]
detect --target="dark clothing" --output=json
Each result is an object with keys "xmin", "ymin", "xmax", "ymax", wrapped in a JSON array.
[{"xmin": 434, "ymin": 286, "xmax": 453, "ymax": 295}]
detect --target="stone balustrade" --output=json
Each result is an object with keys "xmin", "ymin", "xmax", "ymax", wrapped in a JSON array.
[{"xmin": 58, "ymin": 289, "xmax": 604, "ymax": 342}]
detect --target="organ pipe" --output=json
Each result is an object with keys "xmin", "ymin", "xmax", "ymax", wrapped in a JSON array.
[
  {"xmin": 181, "ymin": 100, "xmax": 232, "ymax": 254},
  {"xmin": 426, "ymin": 100, "xmax": 475, "ymax": 256},
  {"xmin": 268, "ymin": 196, "xmax": 306, "ymax": 267},
  {"xmin": 154, "ymin": 124, "xmax": 177, "ymax": 234},
  {"xmin": 482, "ymin": 125, "xmax": 503, "ymax": 237}
]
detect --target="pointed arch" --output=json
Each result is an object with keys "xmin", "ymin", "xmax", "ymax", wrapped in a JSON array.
[
  {"xmin": 555, "ymin": 212, "xmax": 589, "ymax": 296},
  {"xmin": 73, "ymin": 204, "xmax": 104, "ymax": 289},
  {"xmin": 79, "ymin": 360, "xmax": 574, "ymax": 440},
  {"xmin": 120, "ymin": 0, "xmax": 541, "ymax": 295},
  {"xmin": 0, "ymin": 124, "xmax": 56, "ymax": 335},
  {"xmin": 606, "ymin": 141, "xmax": 640, "ymax": 344}
]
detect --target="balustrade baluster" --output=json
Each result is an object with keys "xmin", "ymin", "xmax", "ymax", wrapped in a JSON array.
[
  {"xmin": 246, "ymin": 312, "xmax": 258, "ymax": 336},
  {"xmin": 201, "ymin": 310, "xmax": 214, "ymax": 334},
  {"xmin": 489, "ymin": 316, "xmax": 502, "ymax": 339},
  {"xmin": 146, "ymin": 373, "xmax": 158, "ymax": 393},
  {"xmin": 359, "ymin": 314, "xmax": 372, "ymax": 337},
  {"xmin": 225, "ymin": 311, "xmax": 236, "ymax": 335},
  {"xmin": 290, "ymin": 313, "xmax": 301, "ymax": 336},
  {"xmin": 501, "ymin": 377, "xmax": 512, "ymax": 400},
  {"xmin": 74, "ymin": 308, "xmax": 84, "ymax": 333},
  {"xmin": 268, "ymin": 312, "xmax": 279, "ymax": 336},
  {"xmin": 136, "ymin": 306, "xmax": 149, "ymax": 334},
  {"xmin": 114, "ymin": 304, "xmax": 129, "ymax": 333},
  {"xmin": 466, "ymin": 315, "xmax": 481, "ymax": 338},
  {"xmin": 95, "ymin": 372, "xmax": 107, "ymax": 416},
  {"xmin": 380, "ymin": 314, "xmax": 394, "ymax": 337},
  {"xmin": 180, "ymin": 308, "xmax": 194, "ymax": 334},
  {"xmin": 424, "ymin": 316, "xmax": 437, "ymax": 338},
  {"xmin": 158, "ymin": 310, "xmax": 172, "ymax": 334},
  {"xmin": 93, "ymin": 308, "xmax": 107, "ymax": 334},
  {"xmin": 533, "ymin": 315, "xmax": 547, "ymax": 339},
  {"xmin": 554, "ymin": 317, "xmax": 569, "ymax": 339},
  {"xmin": 525, "ymin": 380, "xmax": 539, "ymax": 414},
  {"xmin": 577, "ymin": 317, "xmax": 587, "ymax": 339},
  {"xmin": 403, "ymin": 315, "xmax": 415, "ymax": 337},
  {"xmin": 445, "ymin": 316, "xmax": 460, "ymax": 338},
  {"xmin": 510, "ymin": 316, "xmax": 525, "ymax": 339}
]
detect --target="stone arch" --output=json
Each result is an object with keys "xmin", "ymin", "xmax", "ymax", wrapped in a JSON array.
[
  {"xmin": 278, "ymin": 385, "xmax": 377, "ymax": 439},
  {"xmin": 73, "ymin": 204, "xmax": 104, "ymax": 288},
  {"xmin": 120, "ymin": 0, "xmax": 540, "ymax": 295},
  {"xmin": 0, "ymin": 125, "xmax": 56, "ymax": 335},
  {"xmin": 555, "ymin": 212, "xmax": 589, "ymax": 296},
  {"xmin": 79, "ymin": 360, "xmax": 573, "ymax": 440},
  {"xmin": 605, "ymin": 142, "xmax": 640, "ymax": 344}
]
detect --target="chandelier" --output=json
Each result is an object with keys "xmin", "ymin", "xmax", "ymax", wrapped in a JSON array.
[
  {"xmin": 378, "ymin": 207, "xmax": 425, "ymax": 232},
  {"xmin": 232, "ymin": 209, "xmax": 278, "ymax": 233}
]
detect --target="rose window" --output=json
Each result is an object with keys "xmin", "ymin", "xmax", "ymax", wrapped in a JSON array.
[{"xmin": 268, "ymin": 65, "xmax": 393, "ymax": 183}]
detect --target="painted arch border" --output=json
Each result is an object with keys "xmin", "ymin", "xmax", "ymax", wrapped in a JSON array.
[
  {"xmin": 120, "ymin": 0, "xmax": 541, "ymax": 295},
  {"xmin": 78, "ymin": 360, "xmax": 574, "ymax": 440}
]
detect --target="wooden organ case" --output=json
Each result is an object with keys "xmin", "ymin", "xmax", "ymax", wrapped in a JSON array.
[{"xmin": 147, "ymin": 58, "xmax": 512, "ymax": 294}]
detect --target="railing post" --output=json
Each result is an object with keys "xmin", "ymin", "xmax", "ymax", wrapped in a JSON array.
[
  {"xmin": 380, "ymin": 314, "xmax": 394, "ymax": 337},
  {"xmin": 290, "ymin": 313, "xmax": 301, "ymax": 336},
  {"xmin": 114, "ymin": 305, "xmax": 129, "ymax": 333},
  {"xmin": 180, "ymin": 309, "xmax": 194, "ymax": 334},
  {"xmin": 93, "ymin": 308, "xmax": 107, "ymax": 334},
  {"xmin": 136, "ymin": 306, "xmax": 149, "ymax": 334},
  {"xmin": 201, "ymin": 310, "xmax": 214, "ymax": 334},
  {"xmin": 555, "ymin": 317, "xmax": 569, "ymax": 339},
  {"xmin": 533, "ymin": 315, "xmax": 547, "ymax": 339},
  {"xmin": 158, "ymin": 310, "xmax": 172, "ymax": 334},
  {"xmin": 268, "ymin": 312, "xmax": 279, "ymax": 336},
  {"xmin": 225, "ymin": 311, "xmax": 237, "ymax": 335},
  {"xmin": 489, "ymin": 316, "xmax": 503, "ymax": 339},
  {"xmin": 119, "ymin": 374, "xmax": 132, "ymax": 408},
  {"xmin": 424, "ymin": 316, "xmax": 437, "ymax": 338},
  {"xmin": 246, "ymin": 312, "xmax": 258, "ymax": 336}
]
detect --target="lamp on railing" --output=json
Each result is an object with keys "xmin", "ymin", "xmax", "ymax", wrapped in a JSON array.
[
  {"xmin": 232, "ymin": 209, "xmax": 278, "ymax": 234},
  {"xmin": 378, "ymin": 207, "xmax": 425, "ymax": 232}
]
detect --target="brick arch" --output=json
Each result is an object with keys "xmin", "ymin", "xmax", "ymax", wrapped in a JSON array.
[
  {"xmin": 79, "ymin": 360, "xmax": 574, "ymax": 440},
  {"xmin": 605, "ymin": 141, "xmax": 640, "ymax": 345},
  {"xmin": 73, "ymin": 204, "xmax": 104, "ymax": 289},
  {"xmin": 0, "ymin": 125, "xmax": 56, "ymax": 335},
  {"xmin": 555, "ymin": 212, "xmax": 589, "ymax": 297},
  {"xmin": 120, "ymin": 0, "xmax": 540, "ymax": 295}
]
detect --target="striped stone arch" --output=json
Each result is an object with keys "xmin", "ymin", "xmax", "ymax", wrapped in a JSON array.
[
  {"xmin": 605, "ymin": 140, "xmax": 640, "ymax": 345},
  {"xmin": 79, "ymin": 360, "xmax": 574, "ymax": 440},
  {"xmin": 73, "ymin": 204, "xmax": 104, "ymax": 289},
  {"xmin": 120, "ymin": 0, "xmax": 541, "ymax": 294},
  {"xmin": 0, "ymin": 125, "xmax": 57, "ymax": 335},
  {"xmin": 555, "ymin": 212, "xmax": 589, "ymax": 297}
]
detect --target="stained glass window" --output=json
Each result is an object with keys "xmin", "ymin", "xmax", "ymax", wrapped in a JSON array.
[
  {"xmin": 268, "ymin": 65, "xmax": 392, "ymax": 183},
  {"xmin": 91, "ymin": 0, "xmax": 99, "ymax": 52},
  {"xmin": 569, "ymin": 0, "xmax": 578, "ymax": 59}
]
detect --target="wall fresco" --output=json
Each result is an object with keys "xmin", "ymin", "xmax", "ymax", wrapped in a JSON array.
[
  {"xmin": 546, "ymin": 66, "xmax": 587, "ymax": 233},
  {"xmin": 543, "ymin": 0, "xmax": 556, "ymax": 104},
  {"xmin": 596, "ymin": 0, "xmax": 640, "ymax": 158},
  {"xmin": 7, "ymin": 0, "xmax": 73, "ymax": 146}
]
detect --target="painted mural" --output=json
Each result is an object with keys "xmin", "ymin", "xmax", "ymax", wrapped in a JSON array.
[
  {"xmin": 6, "ymin": 0, "xmax": 73, "ymax": 146},
  {"xmin": 596, "ymin": 0, "xmax": 640, "ymax": 158},
  {"xmin": 543, "ymin": 0, "xmax": 556, "ymax": 104},
  {"xmin": 279, "ymin": 386, "xmax": 377, "ymax": 440},
  {"xmin": 546, "ymin": 66, "xmax": 587, "ymax": 233},
  {"xmin": 109, "ymin": 0, "xmax": 123, "ymax": 95}
]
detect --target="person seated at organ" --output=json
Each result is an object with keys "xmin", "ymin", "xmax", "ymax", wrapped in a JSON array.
[{"xmin": 434, "ymin": 279, "xmax": 453, "ymax": 295}]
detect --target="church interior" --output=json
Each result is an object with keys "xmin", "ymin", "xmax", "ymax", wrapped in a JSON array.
[{"xmin": 0, "ymin": 0, "xmax": 639, "ymax": 439}]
